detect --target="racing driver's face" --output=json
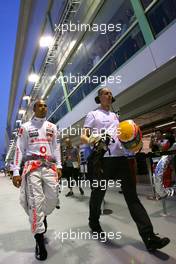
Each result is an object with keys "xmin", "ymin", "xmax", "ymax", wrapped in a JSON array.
[{"xmin": 34, "ymin": 100, "xmax": 47, "ymax": 118}]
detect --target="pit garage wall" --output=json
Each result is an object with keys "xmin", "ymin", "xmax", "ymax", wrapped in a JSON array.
[{"xmin": 58, "ymin": 22, "xmax": 176, "ymax": 130}]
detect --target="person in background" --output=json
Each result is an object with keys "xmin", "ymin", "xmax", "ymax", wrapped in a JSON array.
[
  {"xmin": 149, "ymin": 130, "xmax": 169, "ymax": 152},
  {"xmin": 64, "ymin": 137, "xmax": 84, "ymax": 197},
  {"xmin": 154, "ymin": 133, "xmax": 176, "ymax": 198}
]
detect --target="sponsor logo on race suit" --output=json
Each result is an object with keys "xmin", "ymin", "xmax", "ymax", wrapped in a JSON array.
[
  {"xmin": 28, "ymin": 129, "xmax": 39, "ymax": 138},
  {"xmin": 46, "ymin": 128, "xmax": 54, "ymax": 139}
]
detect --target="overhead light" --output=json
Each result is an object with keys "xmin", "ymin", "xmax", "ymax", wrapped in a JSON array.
[
  {"xmin": 155, "ymin": 121, "xmax": 175, "ymax": 128},
  {"xmin": 39, "ymin": 35, "xmax": 53, "ymax": 47},
  {"xmin": 16, "ymin": 120, "xmax": 22, "ymax": 126},
  {"xmin": 169, "ymin": 55, "xmax": 176, "ymax": 60},
  {"xmin": 77, "ymin": 43, "xmax": 83, "ymax": 51},
  {"xmin": 23, "ymin": 95, "xmax": 30, "ymax": 101},
  {"xmin": 171, "ymin": 103, "xmax": 176, "ymax": 107},
  {"xmin": 18, "ymin": 109, "xmax": 25, "ymax": 115},
  {"xmin": 70, "ymin": 40, "xmax": 76, "ymax": 49},
  {"xmin": 28, "ymin": 73, "xmax": 39, "ymax": 83},
  {"xmin": 51, "ymin": 75, "xmax": 56, "ymax": 81},
  {"xmin": 171, "ymin": 126, "xmax": 176, "ymax": 130}
]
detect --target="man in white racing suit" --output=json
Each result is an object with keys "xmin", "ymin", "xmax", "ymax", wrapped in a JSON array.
[{"xmin": 13, "ymin": 100, "xmax": 62, "ymax": 261}]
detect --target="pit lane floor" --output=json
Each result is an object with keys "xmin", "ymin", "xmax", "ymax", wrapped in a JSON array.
[{"xmin": 0, "ymin": 172, "xmax": 176, "ymax": 264}]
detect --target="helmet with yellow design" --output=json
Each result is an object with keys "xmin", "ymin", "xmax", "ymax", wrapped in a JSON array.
[{"xmin": 118, "ymin": 120, "xmax": 143, "ymax": 153}]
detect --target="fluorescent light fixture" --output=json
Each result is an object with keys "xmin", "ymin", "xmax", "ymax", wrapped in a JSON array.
[
  {"xmin": 23, "ymin": 95, "xmax": 30, "ymax": 101},
  {"xmin": 39, "ymin": 35, "xmax": 53, "ymax": 47},
  {"xmin": 169, "ymin": 55, "xmax": 176, "ymax": 60},
  {"xmin": 16, "ymin": 120, "xmax": 22, "ymax": 126},
  {"xmin": 28, "ymin": 73, "xmax": 39, "ymax": 83},
  {"xmin": 51, "ymin": 75, "xmax": 56, "ymax": 81},
  {"xmin": 171, "ymin": 126, "xmax": 176, "ymax": 130},
  {"xmin": 155, "ymin": 121, "xmax": 175, "ymax": 128},
  {"xmin": 70, "ymin": 40, "xmax": 76, "ymax": 50},
  {"xmin": 18, "ymin": 109, "xmax": 25, "ymax": 115},
  {"xmin": 77, "ymin": 43, "xmax": 83, "ymax": 51}
]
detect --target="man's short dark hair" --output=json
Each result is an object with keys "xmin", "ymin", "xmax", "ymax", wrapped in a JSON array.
[{"xmin": 33, "ymin": 99, "xmax": 46, "ymax": 110}]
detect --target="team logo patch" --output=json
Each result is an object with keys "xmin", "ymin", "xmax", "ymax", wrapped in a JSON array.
[
  {"xmin": 28, "ymin": 129, "xmax": 39, "ymax": 137},
  {"xmin": 40, "ymin": 146, "xmax": 47, "ymax": 154},
  {"xmin": 46, "ymin": 128, "xmax": 54, "ymax": 138}
]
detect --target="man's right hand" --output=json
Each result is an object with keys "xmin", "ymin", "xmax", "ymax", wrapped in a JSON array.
[
  {"xmin": 12, "ymin": 176, "xmax": 22, "ymax": 188},
  {"xmin": 88, "ymin": 134, "xmax": 102, "ymax": 145}
]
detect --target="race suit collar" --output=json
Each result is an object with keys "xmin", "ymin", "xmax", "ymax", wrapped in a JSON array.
[
  {"xmin": 98, "ymin": 107, "xmax": 110, "ymax": 113},
  {"xmin": 33, "ymin": 117, "xmax": 46, "ymax": 122}
]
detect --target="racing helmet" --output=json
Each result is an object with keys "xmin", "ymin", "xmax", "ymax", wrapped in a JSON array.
[{"xmin": 118, "ymin": 120, "xmax": 143, "ymax": 153}]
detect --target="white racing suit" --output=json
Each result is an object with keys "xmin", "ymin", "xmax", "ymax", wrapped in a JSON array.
[
  {"xmin": 154, "ymin": 143, "xmax": 176, "ymax": 198},
  {"xmin": 13, "ymin": 117, "xmax": 62, "ymax": 235}
]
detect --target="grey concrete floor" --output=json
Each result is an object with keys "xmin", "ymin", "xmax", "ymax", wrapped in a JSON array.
[{"xmin": 0, "ymin": 172, "xmax": 176, "ymax": 264}]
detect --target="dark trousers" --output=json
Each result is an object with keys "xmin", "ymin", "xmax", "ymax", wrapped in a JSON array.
[
  {"xmin": 65, "ymin": 167, "xmax": 81, "ymax": 189},
  {"xmin": 88, "ymin": 157, "xmax": 153, "ymax": 237}
]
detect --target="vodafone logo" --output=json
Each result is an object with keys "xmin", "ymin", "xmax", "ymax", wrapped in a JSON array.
[{"xmin": 40, "ymin": 146, "xmax": 47, "ymax": 154}]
